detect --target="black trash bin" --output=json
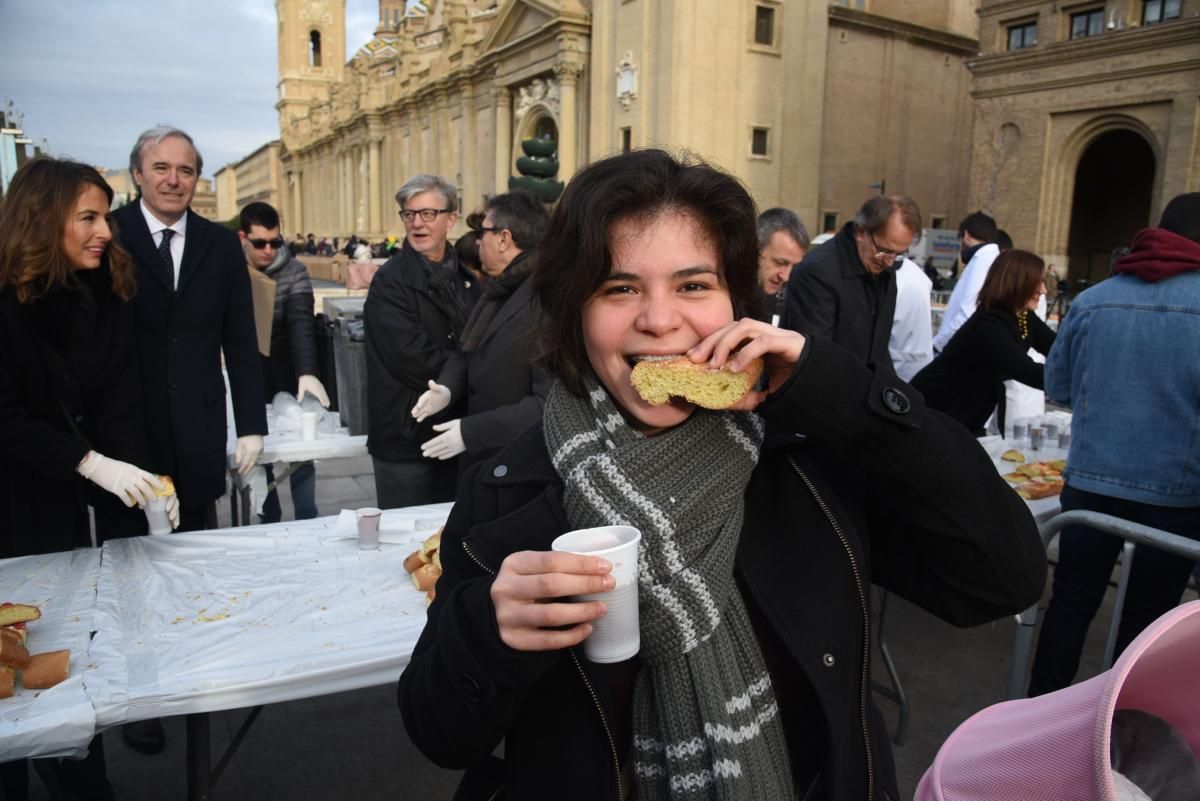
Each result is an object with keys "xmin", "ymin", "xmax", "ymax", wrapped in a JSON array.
[
  {"xmin": 313, "ymin": 313, "xmax": 340, "ymax": 414},
  {"xmin": 333, "ymin": 317, "xmax": 369, "ymax": 435}
]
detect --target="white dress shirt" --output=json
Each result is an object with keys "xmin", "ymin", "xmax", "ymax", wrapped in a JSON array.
[
  {"xmin": 889, "ymin": 258, "xmax": 934, "ymax": 382},
  {"xmin": 932, "ymin": 243, "xmax": 1000, "ymax": 353},
  {"xmin": 139, "ymin": 200, "xmax": 187, "ymax": 290}
]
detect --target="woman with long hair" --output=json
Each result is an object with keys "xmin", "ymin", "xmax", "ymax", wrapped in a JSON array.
[
  {"xmin": 398, "ymin": 150, "xmax": 1046, "ymax": 801},
  {"xmin": 0, "ymin": 156, "xmax": 178, "ymax": 551},
  {"xmin": 912, "ymin": 249, "xmax": 1056, "ymax": 436}
]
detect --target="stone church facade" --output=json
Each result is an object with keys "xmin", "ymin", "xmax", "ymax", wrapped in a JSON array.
[{"xmin": 275, "ymin": 0, "xmax": 981, "ymax": 241}]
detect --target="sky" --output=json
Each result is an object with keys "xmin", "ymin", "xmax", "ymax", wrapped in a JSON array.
[{"xmin": 0, "ymin": 0, "xmax": 379, "ymax": 177}]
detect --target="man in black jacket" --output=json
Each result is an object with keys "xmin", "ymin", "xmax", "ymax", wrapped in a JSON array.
[
  {"xmin": 781, "ymin": 195, "xmax": 921, "ymax": 366},
  {"xmin": 239, "ymin": 202, "xmax": 330, "ymax": 522},
  {"xmin": 364, "ymin": 174, "xmax": 480, "ymax": 508},
  {"xmin": 114, "ymin": 126, "xmax": 266, "ymax": 755}
]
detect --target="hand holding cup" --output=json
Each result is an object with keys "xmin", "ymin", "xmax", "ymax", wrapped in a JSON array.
[{"xmin": 490, "ymin": 550, "xmax": 614, "ymax": 652}]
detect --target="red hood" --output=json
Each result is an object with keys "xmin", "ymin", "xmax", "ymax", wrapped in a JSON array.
[{"xmin": 1112, "ymin": 228, "xmax": 1200, "ymax": 282}]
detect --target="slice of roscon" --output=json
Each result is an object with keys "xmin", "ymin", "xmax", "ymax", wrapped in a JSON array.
[{"xmin": 630, "ymin": 356, "xmax": 764, "ymax": 410}]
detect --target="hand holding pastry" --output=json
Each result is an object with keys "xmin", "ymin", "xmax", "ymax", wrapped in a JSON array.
[{"xmin": 686, "ymin": 319, "xmax": 807, "ymax": 410}]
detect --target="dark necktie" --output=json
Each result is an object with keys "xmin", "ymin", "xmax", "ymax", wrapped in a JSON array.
[{"xmin": 158, "ymin": 229, "xmax": 175, "ymax": 290}]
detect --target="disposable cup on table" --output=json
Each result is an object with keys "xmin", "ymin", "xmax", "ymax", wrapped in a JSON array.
[
  {"xmin": 1029, "ymin": 426, "xmax": 1045, "ymax": 451},
  {"xmin": 145, "ymin": 497, "xmax": 172, "ymax": 536},
  {"xmin": 1012, "ymin": 422, "xmax": 1029, "ymax": 445},
  {"xmin": 1058, "ymin": 430, "xmax": 1072, "ymax": 449},
  {"xmin": 356, "ymin": 507, "xmax": 382, "ymax": 550},
  {"xmin": 551, "ymin": 525, "xmax": 641, "ymax": 664},
  {"xmin": 301, "ymin": 411, "xmax": 319, "ymax": 441},
  {"xmin": 1042, "ymin": 422, "xmax": 1059, "ymax": 441}
]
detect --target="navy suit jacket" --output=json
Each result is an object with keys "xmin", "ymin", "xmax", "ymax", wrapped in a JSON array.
[{"xmin": 114, "ymin": 203, "xmax": 266, "ymax": 508}]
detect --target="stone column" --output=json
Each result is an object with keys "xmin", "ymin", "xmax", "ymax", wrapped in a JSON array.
[
  {"xmin": 493, "ymin": 84, "xmax": 512, "ymax": 195},
  {"xmin": 554, "ymin": 62, "xmax": 585, "ymax": 182},
  {"xmin": 293, "ymin": 170, "xmax": 304, "ymax": 235},
  {"xmin": 368, "ymin": 138, "xmax": 382, "ymax": 234}
]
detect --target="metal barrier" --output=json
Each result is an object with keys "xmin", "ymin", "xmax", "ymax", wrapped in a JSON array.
[{"xmin": 1006, "ymin": 510, "xmax": 1200, "ymax": 700}]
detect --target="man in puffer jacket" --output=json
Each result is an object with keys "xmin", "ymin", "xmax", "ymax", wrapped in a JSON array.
[{"xmin": 239, "ymin": 202, "xmax": 330, "ymax": 522}]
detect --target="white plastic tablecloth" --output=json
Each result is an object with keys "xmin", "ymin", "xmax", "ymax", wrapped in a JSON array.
[
  {"xmin": 225, "ymin": 422, "xmax": 367, "ymax": 467},
  {"xmin": 979, "ymin": 433, "xmax": 1069, "ymax": 524},
  {"xmin": 0, "ymin": 550, "xmax": 101, "ymax": 761},
  {"xmin": 84, "ymin": 503, "xmax": 451, "ymax": 729}
]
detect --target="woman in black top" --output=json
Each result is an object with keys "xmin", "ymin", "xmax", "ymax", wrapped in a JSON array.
[{"xmin": 912, "ymin": 249, "xmax": 1056, "ymax": 435}]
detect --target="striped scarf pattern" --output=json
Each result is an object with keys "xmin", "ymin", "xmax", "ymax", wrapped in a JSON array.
[{"xmin": 544, "ymin": 378, "xmax": 795, "ymax": 800}]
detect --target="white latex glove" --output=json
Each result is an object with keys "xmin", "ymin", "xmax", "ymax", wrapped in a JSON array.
[
  {"xmin": 421, "ymin": 420, "xmax": 465, "ymax": 460},
  {"xmin": 411, "ymin": 380, "xmax": 452, "ymax": 423},
  {"xmin": 234, "ymin": 435, "xmax": 264, "ymax": 476},
  {"xmin": 165, "ymin": 493, "xmax": 180, "ymax": 529},
  {"xmin": 297, "ymin": 375, "xmax": 330, "ymax": 408},
  {"xmin": 76, "ymin": 451, "xmax": 160, "ymax": 507}
]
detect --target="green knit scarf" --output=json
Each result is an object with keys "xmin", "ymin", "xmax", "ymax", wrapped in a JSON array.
[{"xmin": 544, "ymin": 378, "xmax": 794, "ymax": 800}]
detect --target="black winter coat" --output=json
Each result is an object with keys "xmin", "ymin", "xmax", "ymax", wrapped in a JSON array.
[
  {"xmin": 0, "ymin": 268, "xmax": 151, "ymax": 557},
  {"xmin": 260, "ymin": 249, "xmax": 318, "ymax": 397},
  {"xmin": 364, "ymin": 241, "xmax": 478, "ymax": 462},
  {"xmin": 911, "ymin": 308, "xmax": 1055, "ymax": 436},
  {"xmin": 436, "ymin": 258, "xmax": 552, "ymax": 477},
  {"xmin": 782, "ymin": 222, "xmax": 897, "ymax": 367},
  {"xmin": 398, "ymin": 337, "xmax": 1047, "ymax": 801},
  {"xmin": 114, "ymin": 204, "xmax": 267, "ymax": 509}
]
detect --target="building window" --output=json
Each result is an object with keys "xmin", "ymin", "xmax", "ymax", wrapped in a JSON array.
[
  {"xmin": 621, "ymin": 128, "xmax": 632, "ymax": 153},
  {"xmin": 822, "ymin": 212, "xmax": 838, "ymax": 232},
  {"xmin": 754, "ymin": 6, "xmax": 775, "ymax": 46},
  {"xmin": 1069, "ymin": 8, "xmax": 1104, "ymax": 39},
  {"xmin": 751, "ymin": 128, "xmax": 769, "ymax": 157},
  {"xmin": 309, "ymin": 30, "xmax": 322, "ymax": 67},
  {"xmin": 931, "ymin": 216, "xmax": 946, "ymax": 229},
  {"xmin": 1006, "ymin": 21, "xmax": 1038, "ymax": 50},
  {"xmin": 1143, "ymin": 0, "xmax": 1181, "ymax": 24}
]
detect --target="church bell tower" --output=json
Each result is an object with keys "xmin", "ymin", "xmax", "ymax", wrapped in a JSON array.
[{"xmin": 276, "ymin": 0, "xmax": 347, "ymax": 129}]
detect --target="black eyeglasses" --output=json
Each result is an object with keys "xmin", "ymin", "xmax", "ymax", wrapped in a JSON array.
[
  {"xmin": 247, "ymin": 237, "xmax": 286, "ymax": 250},
  {"xmin": 400, "ymin": 208, "xmax": 452, "ymax": 223},
  {"xmin": 868, "ymin": 232, "xmax": 907, "ymax": 262},
  {"xmin": 474, "ymin": 226, "xmax": 504, "ymax": 236}
]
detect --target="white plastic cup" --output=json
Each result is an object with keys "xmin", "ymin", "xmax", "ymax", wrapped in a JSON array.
[
  {"xmin": 1011, "ymin": 421, "xmax": 1029, "ymax": 444},
  {"xmin": 145, "ymin": 497, "xmax": 171, "ymax": 536},
  {"xmin": 551, "ymin": 525, "xmax": 641, "ymax": 664},
  {"xmin": 1030, "ymin": 426, "xmax": 1046, "ymax": 451},
  {"xmin": 1058, "ymin": 430, "xmax": 1072, "ymax": 450},
  {"xmin": 1042, "ymin": 422, "xmax": 1059, "ymax": 440},
  {"xmin": 301, "ymin": 411, "xmax": 319, "ymax": 441},
  {"xmin": 356, "ymin": 507, "xmax": 382, "ymax": 550}
]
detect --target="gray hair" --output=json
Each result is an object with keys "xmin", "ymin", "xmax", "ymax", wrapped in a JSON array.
[
  {"xmin": 129, "ymin": 126, "xmax": 203, "ymax": 176},
  {"xmin": 395, "ymin": 174, "xmax": 458, "ymax": 213},
  {"xmin": 756, "ymin": 207, "xmax": 810, "ymax": 251}
]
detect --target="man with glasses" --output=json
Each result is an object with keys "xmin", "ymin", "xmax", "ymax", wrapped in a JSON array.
[
  {"xmin": 781, "ymin": 194, "xmax": 922, "ymax": 366},
  {"xmin": 364, "ymin": 174, "xmax": 481, "ymax": 508},
  {"xmin": 238, "ymin": 201, "xmax": 329, "ymax": 523}
]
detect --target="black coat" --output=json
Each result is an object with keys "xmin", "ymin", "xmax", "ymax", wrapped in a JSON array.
[
  {"xmin": 911, "ymin": 308, "xmax": 1056, "ymax": 436},
  {"xmin": 260, "ymin": 250, "xmax": 318, "ymax": 397},
  {"xmin": 114, "ymin": 203, "xmax": 267, "ymax": 509},
  {"xmin": 436, "ymin": 262, "xmax": 552, "ymax": 477},
  {"xmin": 0, "ymin": 268, "xmax": 151, "ymax": 557},
  {"xmin": 364, "ymin": 241, "xmax": 477, "ymax": 462},
  {"xmin": 398, "ymin": 338, "xmax": 1047, "ymax": 801},
  {"xmin": 782, "ymin": 222, "xmax": 897, "ymax": 367}
]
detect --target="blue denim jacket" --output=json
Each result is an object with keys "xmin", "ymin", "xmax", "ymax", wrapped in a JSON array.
[{"xmin": 1046, "ymin": 272, "xmax": 1200, "ymax": 506}]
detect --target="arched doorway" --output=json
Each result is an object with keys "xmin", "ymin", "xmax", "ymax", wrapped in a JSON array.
[{"xmin": 1066, "ymin": 130, "xmax": 1155, "ymax": 284}]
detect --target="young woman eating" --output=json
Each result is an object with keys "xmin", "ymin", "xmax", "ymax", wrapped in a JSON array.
[{"xmin": 399, "ymin": 150, "xmax": 1046, "ymax": 801}]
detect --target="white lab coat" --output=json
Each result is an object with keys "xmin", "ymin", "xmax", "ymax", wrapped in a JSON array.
[
  {"xmin": 889, "ymin": 258, "xmax": 933, "ymax": 382},
  {"xmin": 933, "ymin": 243, "xmax": 1000, "ymax": 353}
]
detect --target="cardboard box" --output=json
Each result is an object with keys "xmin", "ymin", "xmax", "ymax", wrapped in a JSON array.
[{"xmin": 247, "ymin": 266, "xmax": 277, "ymax": 356}]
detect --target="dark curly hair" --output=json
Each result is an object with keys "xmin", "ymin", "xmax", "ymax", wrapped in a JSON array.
[
  {"xmin": 532, "ymin": 149, "xmax": 760, "ymax": 395},
  {"xmin": 0, "ymin": 156, "xmax": 135, "ymax": 303}
]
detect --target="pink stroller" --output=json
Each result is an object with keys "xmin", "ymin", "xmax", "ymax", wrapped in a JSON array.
[{"xmin": 916, "ymin": 600, "xmax": 1200, "ymax": 800}]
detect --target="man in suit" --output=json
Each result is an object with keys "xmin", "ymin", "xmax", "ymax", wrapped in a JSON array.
[
  {"xmin": 114, "ymin": 127, "xmax": 266, "ymax": 753},
  {"xmin": 412, "ymin": 191, "xmax": 552, "ymax": 477},
  {"xmin": 781, "ymin": 194, "xmax": 921, "ymax": 366}
]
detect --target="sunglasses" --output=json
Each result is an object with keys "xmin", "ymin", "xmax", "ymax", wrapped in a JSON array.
[{"xmin": 247, "ymin": 237, "xmax": 286, "ymax": 250}]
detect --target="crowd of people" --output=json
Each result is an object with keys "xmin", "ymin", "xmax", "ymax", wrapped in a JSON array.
[{"xmin": 1, "ymin": 120, "xmax": 1198, "ymax": 799}]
